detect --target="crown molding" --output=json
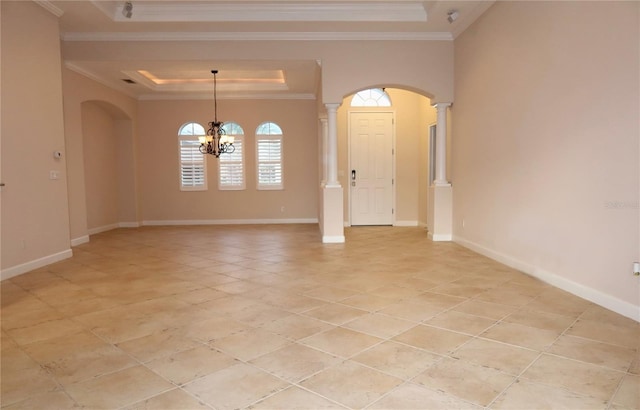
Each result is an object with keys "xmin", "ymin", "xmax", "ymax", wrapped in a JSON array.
[
  {"xmin": 62, "ymin": 31, "xmax": 453, "ymax": 42},
  {"xmin": 67, "ymin": 62, "xmax": 315, "ymax": 101},
  {"xmin": 65, "ymin": 62, "xmax": 138, "ymax": 99},
  {"xmin": 103, "ymin": 2, "xmax": 427, "ymax": 23},
  {"xmin": 139, "ymin": 92, "xmax": 316, "ymax": 101},
  {"xmin": 33, "ymin": 0, "xmax": 64, "ymax": 17}
]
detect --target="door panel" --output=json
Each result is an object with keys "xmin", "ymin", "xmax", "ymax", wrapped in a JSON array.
[{"xmin": 350, "ymin": 112, "xmax": 393, "ymax": 225}]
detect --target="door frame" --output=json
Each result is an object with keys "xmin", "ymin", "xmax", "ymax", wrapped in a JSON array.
[{"xmin": 347, "ymin": 110, "xmax": 397, "ymax": 226}]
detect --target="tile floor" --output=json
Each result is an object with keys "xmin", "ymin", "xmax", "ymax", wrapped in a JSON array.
[{"xmin": 1, "ymin": 225, "xmax": 638, "ymax": 409}]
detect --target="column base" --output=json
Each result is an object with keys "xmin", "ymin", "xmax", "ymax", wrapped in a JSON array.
[
  {"xmin": 428, "ymin": 185, "xmax": 453, "ymax": 242},
  {"xmin": 320, "ymin": 184, "xmax": 345, "ymax": 243}
]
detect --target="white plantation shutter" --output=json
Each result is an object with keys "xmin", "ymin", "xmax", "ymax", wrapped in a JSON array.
[
  {"xmin": 256, "ymin": 122, "xmax": 283, "ymax": 190},
  {"xmin": 178, "ymin": 122, "xmax": 207, "ymax": 191},
  {"xmin": 180, "ymin": 140, "xmax": 206, "ymax": 188},
  {"xmin": 218, "ymin": 122, "xmax": 245, "ymax": 190},
  {"xmin": 218, "ymin": 137, "xmax": 244, "ymax": 189},
  {"xmin": 257, "ymin": 137, "xmax": 283, "ymax": 189}
]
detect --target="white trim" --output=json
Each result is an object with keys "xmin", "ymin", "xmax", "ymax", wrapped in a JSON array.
[
  {"xmin": 70, "ymin": 235, "xmax": 90, "ymax": 247},
  {"xmin": 34, "ymin": 1, "xmax": 64, "ymax": 17},
  {"xmin": 87, "ymin": 223, "xmax": 119, "ymax": 235},
  {"xmin": 322, "ymin": 235, "xmax": 346, "ymax": 244},
  {"xmin": 142, "ymin": 218, "xmax": 318, "ymax": 226},
  {"xmin": 454, "ymin": 235, "xmax": 640, "ymax": 322},
  {"xmin": 118, "ymin": 222, "xmax": 140, "ymax": 228},
  {"xmin": 394, "ymin": 220, "xmax": 419, "ymax": 227},
  {"xmin": 139, "ymin": 93, "xmax": 317, "ymax": 101},
  {"xmin": 62, "ymin": 31, "xmax": 454, "ymax": 42},
  {"xmin": 430, "ymin": 233, "xmax": 453, "ymax": 241},
  {"xmin": 65, "ymin": 62, "xmax": 138, "ymax": 99},
  {"xmin": 104, "ymin": 2, "xmax": 427, "ymax": 23},
  {"xmin": 1, "ymin": 249, "xmax": 73, "ymax": 281}
]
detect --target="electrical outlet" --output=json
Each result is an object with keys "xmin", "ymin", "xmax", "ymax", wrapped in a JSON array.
[{"xmin": 49, "ymin": 170, "xmax": 60, "ymax": 180}]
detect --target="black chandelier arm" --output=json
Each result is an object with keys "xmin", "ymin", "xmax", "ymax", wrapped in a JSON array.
[{"xmin": 200, "ymin": 69, "xmax": 232, "ymax": 158}]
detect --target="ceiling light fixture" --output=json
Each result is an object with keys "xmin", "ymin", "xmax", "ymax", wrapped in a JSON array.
[
  {"xmin": 447, "ymin": 10, "xmax": 459, "ymax": 23},
  {"xmin": 122, "ymin": 2, "xmax": 133, "ymax": 18},
  {"xmin": 199, "ymin": 70, "xmax": 235, "ymax": 158}
]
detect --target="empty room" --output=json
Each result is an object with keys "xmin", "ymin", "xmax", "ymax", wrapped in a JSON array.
[{"xmin": 1, "ymin": 1, "xmax": 638, "ymax": 409}]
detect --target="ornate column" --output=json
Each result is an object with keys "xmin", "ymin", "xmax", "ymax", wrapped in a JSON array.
[
  {"xmin": 325, "ymin": 103, "xmax": 340, "ymax": 187},
  {"xmin": 429, "ymin": 102, "xmax": 453, "ymax": 241},
  {"xmin": 434, "ymin": 102, "xmax": 451, "ymax": 186},
  {"xmin": 320, "ymin": 103, "xmax": 344, "ymax": 243},
  {"xmin": 319, "ymin": 117, "xmax": 328, "ymax": 185}
]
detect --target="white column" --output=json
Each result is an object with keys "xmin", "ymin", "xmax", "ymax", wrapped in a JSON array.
[
  {"xmin": 434, "ymin": 102, "xmax": 451, "ymax": 186},
  {"xmin": 320, "ymin": 103, "xmax": 344, "ymax": 243},
  {"xmin": 319, "ymin": 117, "xmax": 328, "ymax": 185},
  {"xmin": 325, "ymin": 103, "xmax": 341, "ymax": 187}
]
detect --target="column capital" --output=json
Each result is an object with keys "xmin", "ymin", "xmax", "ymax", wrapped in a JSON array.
[
  {"xmin": 433, "ymin": 180, "xmax": 451, "ymax": 187},
  {"xmin": 325, "ymin": 103, "xmax": 341, "ymax": 112},
  {"xmin": 432, "ymin": 102, "xmax": 452, "ymax": 109}
]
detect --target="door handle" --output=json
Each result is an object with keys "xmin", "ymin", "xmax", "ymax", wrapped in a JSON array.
[{"xmin": 351, "ymin": 170, "xmax": 356, "ymax": 180}]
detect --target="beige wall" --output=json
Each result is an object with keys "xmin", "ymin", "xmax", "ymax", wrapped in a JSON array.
[
  {"xmin": 81, "ymin": 103, "xmax": 118, "ymax": 231},
  {"xmin": 137, "ymin": 98, "xmax": 318, "ymax": 222},
  {"xmin": 1, "ymin": 1, "xmax": 71, "ymax": 275},
  {"xmin": 452, "ymin": 2, "xmax": 640, "ymax": 318},
  {"xmin": 337, "ymin": 89, "xmax": 434, "ymax": 226},
  {"xmin": 62, "ymin": 40, "xmax": 454, "ymax": 104},
  {"xmin": 62, "ymin": 68, "xmax": 138, "ymax": 242}
]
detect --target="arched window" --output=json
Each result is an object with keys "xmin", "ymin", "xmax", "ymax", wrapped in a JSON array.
[
  {"xmin": 256, "ymin": 121, "xmax": 283, "ymax": 190},
  {"xmin": 350, "ymin": 88, "xmax": 392, "ymax": 107},
  {"xmin": 178, "ymin": 122, "xmax": 207, "ymax": 191},
  {"xmin": 218, "ymin": 122, "xmax": 245, "ymax": 190}
]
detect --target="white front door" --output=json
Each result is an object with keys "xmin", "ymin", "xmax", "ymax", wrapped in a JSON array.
[{"xmin": 349, "ymin": 112, "xmax": 394, "ymax": 226}]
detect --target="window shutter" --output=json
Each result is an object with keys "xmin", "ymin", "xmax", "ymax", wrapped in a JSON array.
[
  {"xmin": 179, "ymin": 138, "xmax": 206, "ymax": 190},
  {"xmin": 219, "ymin": 137, "xmax": 245, "ymax": 190},
  {"xmin": 257, "ymin": 137, "xmax": 283, "ymax": 189}
]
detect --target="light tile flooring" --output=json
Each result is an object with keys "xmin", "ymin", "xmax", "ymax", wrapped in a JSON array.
[{"xmin": 1, "ymin": 225, "xmax": 639, "ymax": 409}]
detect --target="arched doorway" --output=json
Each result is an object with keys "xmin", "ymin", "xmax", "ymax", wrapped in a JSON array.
[
  {"xmin": 81, "ymin": 100, "xmax": 137, "ymax": 234},
  {"xmin": 337, "ymin": 87, "xmax": 436, "ymax": 228}
]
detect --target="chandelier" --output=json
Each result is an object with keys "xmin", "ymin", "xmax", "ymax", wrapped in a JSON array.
[{"xmin": 199, "ymin": 70, "xmax": 235, "ymax": 157}]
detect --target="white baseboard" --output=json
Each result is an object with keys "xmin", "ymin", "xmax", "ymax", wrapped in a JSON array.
[
  {"xmin": 142, "ymin": 218, "xmax": 318, "ymax": 226},
  {"xmin": 1, "ymin": 249, "xmax": 73, "ymax": 281},
  {"xmin": 70, "ymin": 235, "xmax": 90, "ymax": 247},
  {"xmin": 394, "ymin": 220, "xmax": 419, "ymax": 227},
  {"xmin": 322, "ymin": 235, "xmax": 345, "ymax": 243},
  {"xmin": 344, "ymin": 221, "xmax": 420, "ymax": 227},
  {"xmin": 85, "ymin": 222, "xmax": 141, "ymax": 236},
  {"xmin": 454, "ymin": 235, "xmax": 640, "ymax": 322},
  {"xmin": 87, "ymin": 223, "xmax": 119, "ymax": 235},
  {"xmin": 430, "ymin": 232, "xmax": 453, "ymax": 241}
]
